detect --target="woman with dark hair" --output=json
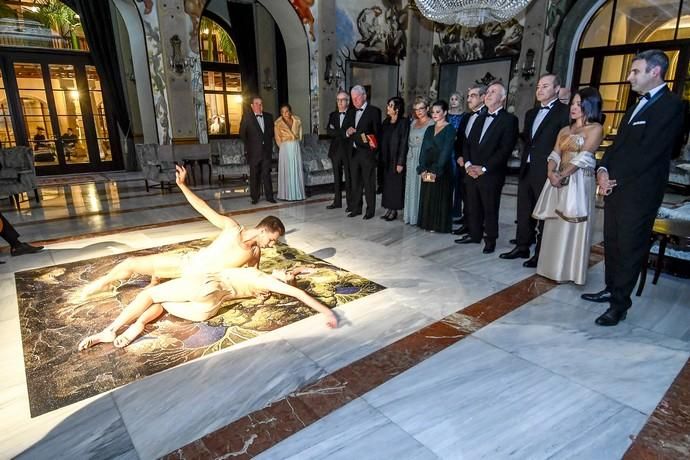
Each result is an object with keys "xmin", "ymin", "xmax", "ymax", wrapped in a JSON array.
[
  {"xmin": 275, "ymin": 103, "xmax": 305, "ymax": 201},
  {"xmin": 416, "ymin": 100, "xmax": 457, "ymax": 233},
  {"xmin": 379, "ymin": 96, "xmax": 409, "ymax": 221},
  {"xmin": 532, "ymin": 87, "xmax": 604, "ymax": 284}
]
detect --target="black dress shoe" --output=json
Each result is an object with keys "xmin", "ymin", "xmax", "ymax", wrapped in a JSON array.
[
  {"xmin": 345, "ymin": 207, "xmax": 352, "ymax": 213},
  {"xmin": 499, "ymin": 247, "xmax": 530, "ymax": 259},
  {"xmin": 483, "ymin": 242, "xmax": 496, "ymax": 254},
  {"xmin": 453, "ymin": 217, "xmax": 464, "ymax": 225},
  {"xmin": 581, "ymin": 289, "xmax": 611, "ymax": 303},
  {"xmin": 454, "ymin": 235, "xmax": 480, "ymax": 244},
  {"xmin": 451, "ymin": 226, "xmax": 469, "ymax": 235},
  {"xmin": 385, "ymin": 211, "xmax": 398, "ymax": 221},
  {"xmin": 0, "ymin": 260, "xmax": 5, "ymax": 264},
  {"xmin": 522, "ymin": 256, "xmax": 538, "ymax": 268},
  {"xmin": 363, "ymin": 214, "xmax": 374, "ymax": 220},
  {"xmin": 11, "ymin": 242, "xmax": 44, "ymax": 257},
  {"xmin": 326, "ymin": 203, "xmax": 342, "ymax": 209},
  {"xmin": 267, "ymin": 198, "xmax": 277, "ymax": 204},
  {"xmin": 380, "ymin": 211, "xmax": 391, "ymax": 220},
  {"xmin": 251, "ymin": 199, "xmax": 258, "ymax": 205},
  {"xmin": 595, "ymin": 307, "xmax": 627, "ymax": 326},
  {"xmin": 348, "ymin": 211, "xmax": 362, "ymax": 217}
]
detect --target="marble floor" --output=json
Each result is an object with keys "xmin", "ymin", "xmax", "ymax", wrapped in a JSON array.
[{"xmin": 0, "ymin": 173, "xmax": 688, "ymax": 459}]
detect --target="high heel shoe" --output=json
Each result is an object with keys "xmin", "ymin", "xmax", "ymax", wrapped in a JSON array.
[
  {"xmin": 380, "ymin": 210, "xmax": 392, "ymax": 220},
  {"xmin": 385, "ymin": 210, "xmax": 398, "ymax": 221}
]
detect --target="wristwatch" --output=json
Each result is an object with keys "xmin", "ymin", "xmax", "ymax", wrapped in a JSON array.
[{"xmin": 481, "ymin": 167, "xmax": 487, "ymax": 173}]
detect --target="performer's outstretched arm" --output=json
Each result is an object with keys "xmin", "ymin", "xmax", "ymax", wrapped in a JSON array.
[
  {"xmin": 175, "ymin": 165, "xmax": 238, "ymax": 230},
  {"xmin": 260, "ymin": 272, "xmax": 338, "ymax": 328}
]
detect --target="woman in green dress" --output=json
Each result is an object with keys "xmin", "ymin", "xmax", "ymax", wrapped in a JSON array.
[{"xmin": 416, "ymin": 100, "xmax": 457, "ymax": 233}]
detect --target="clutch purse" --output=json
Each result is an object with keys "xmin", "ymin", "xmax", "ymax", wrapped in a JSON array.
[
  {"xmin": 363, "ymin": 133, "xmax": 378, "ymax": 150},
  {"xmin": 421, "ymin": 171, "xmax": 436, "ymax": 183},
  {"xmin": 560, "ymin": 175, "xmax": 570, "ymax": 186}
]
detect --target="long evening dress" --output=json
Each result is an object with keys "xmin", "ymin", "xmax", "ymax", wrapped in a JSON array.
[
  {"xmin": 403, "ymin": 119, "xmax": 434, "ymax": 225},
  {"xmin": 532, "ymin": 133, "xmax": 596, "ymax": 285},
  {"xmin": 416, "ymin": 123, "xmax": 457, "ymax": 233},
  {"xmin": 275, "ymin": 116, "xmax": 305, "ymax": 201}
]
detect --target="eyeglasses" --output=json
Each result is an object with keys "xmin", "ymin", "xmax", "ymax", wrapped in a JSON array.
[{"xmin": 336, "ymin": 98, "xmax": 348, "ymax": 102}]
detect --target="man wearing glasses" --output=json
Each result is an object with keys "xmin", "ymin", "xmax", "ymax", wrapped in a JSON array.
[{"xmin": 326, "ymin": 91, "xmax": 354, "ymax": 210}]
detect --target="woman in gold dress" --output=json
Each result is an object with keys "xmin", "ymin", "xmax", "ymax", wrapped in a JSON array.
[{"xmin": 532, "ymin": 87, "xmax": 604, "ymax": 285}]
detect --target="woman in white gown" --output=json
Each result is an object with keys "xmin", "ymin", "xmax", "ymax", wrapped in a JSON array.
[
  {"xmin": 532, "ymin": 87, "xmax": 604, "ymax": 285},
  {"xmin": 275, "ymin": 104, "xmax": 306, "ymax": 201}
]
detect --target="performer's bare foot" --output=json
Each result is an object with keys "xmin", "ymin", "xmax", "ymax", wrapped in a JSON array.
[
  {"xmin": 113, "ymin": 323, "xmax": 145, "ymax": 348},
  {"xmin": 81, "ymin": 278, "xmax": 112, "ymax": 298},
  {"xmin": 145, "ymin": 276, "xmax": 161, "ymax": 289},
  {"xmin": 78, "ymin": 328, "xmax": 116, "ymax": 351}
]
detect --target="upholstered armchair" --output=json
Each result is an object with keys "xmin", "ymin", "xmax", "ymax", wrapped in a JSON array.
[
  {"xmin": 301, "ymin": 134, "xmax": 333, "ymax": 195},
  {"xmin": 135, "ymin": 144, "xmax": 176, "ymax": 192},
  {"xmin": 209, "ymin": 139, "xmax": 249, "ymax": 184},
  {"xmin": 0, "ymin": 146, "xmax": 39, "ymax": 209}
]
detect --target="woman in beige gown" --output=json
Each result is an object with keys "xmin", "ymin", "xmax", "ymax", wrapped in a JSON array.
[
  {"xmin": 532, "ymin": 87, "xmax": 604, "ymax": 285},
  {"xmin": 275, "ymin": 104, "xmax": 306, "ymax": 201}
]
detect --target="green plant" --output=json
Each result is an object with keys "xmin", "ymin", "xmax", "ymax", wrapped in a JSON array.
[
  {"xmin": 200, "ymin": 17, "xmax": 238, "ymax": 63},
  {"xmin": 24, "ymin": 0, "xmax": 83, "ymax": 49}
]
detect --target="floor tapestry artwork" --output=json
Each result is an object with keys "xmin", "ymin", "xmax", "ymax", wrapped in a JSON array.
[{"xmin": 16, "ymin": 240, "xmax": 385, "ymax": 417}]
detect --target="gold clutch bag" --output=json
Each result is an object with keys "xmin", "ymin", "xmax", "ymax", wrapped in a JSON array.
[{"xmin": 421, "ymin": 171, "xmax": 436, "ymax": 183}]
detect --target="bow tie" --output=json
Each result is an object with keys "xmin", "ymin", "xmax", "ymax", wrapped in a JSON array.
[
  {"xmin": 486, "ymin": 112, "xmax": 498, "ymax": 118},
  {"xmin": 539, "ymin": 105, "xmax": 551, "ymax": 111},
  {"xmin": 638, "ymin": 92, "xmax": 651, "ymax": 101},
  {"xmin": 339, "ymin": 112, "xmax": 346, "ymax": 115},
  {"xmin": 356, "ymin": 108, "xmax": 364, "ymax": 112},
  {"xmin": 255, "ymin": 114, "xmax": 263, "ymax": 118}
]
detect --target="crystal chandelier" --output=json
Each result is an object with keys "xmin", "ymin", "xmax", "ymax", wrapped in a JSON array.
[{"xmin": 414, "ymin": 0, "xmax": 533, "ymax": 27}]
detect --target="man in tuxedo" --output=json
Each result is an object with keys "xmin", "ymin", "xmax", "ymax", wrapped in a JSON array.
[
  {"xmin": 452, "ymin": 84, "xmax": 486, "ymax": 236},
  {"xmin": 500, "ymin": 74, "xmax": 570, "ymax": 266},
  {"xmin": 585, "ymin": 49, "xmax": 684, "ymax": 326},
  {"xmin": 326, "ymin": 91, "xmax": 353, "ymax": 210},
  {"xmin": 455, "ymin": 81, "xmax": 518, "ymax": 254},
  {"xmin": 0, "ymin": 212, "xmax": 43, "ymax": 264},
  {"xmin": 344, "ymin": 85, "xmax": 381, "ymax": 220},
  {"xmin": 239, "ymin": 96, "xmax": 276, "ymax": 205}
]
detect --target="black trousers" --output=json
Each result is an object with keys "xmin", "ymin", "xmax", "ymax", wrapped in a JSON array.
[
  {"xmin": 249, "ymin": 157, "xmax": 274, "ymax": 202},
  {"xmin": 452, "ymin": 164, "xmax": 465, "ymax": 218},
  {"xmin": 0, "ymin": 213, "xmax": 20, "ymax": 247},
  {"xmin": 331, "ymin": 152, "xmax": 352, "ymax": 208},
  {"xmin": 350, "ymin": 150, "xmax": 376, "ymax": 215},
  {"xmin": 603, "ymin": 198, "xmax": 658, "ymax": 312},
  {"xmin": 516, "ymin": 165, "xmax": 545, "ymax": 252},
  {"xmin": 465, "ymin": 174, "xmax": 503, "ymax": 243}
]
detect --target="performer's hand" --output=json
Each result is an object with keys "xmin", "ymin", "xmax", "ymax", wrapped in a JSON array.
[
  {"xmin": 175, "ymin": 164, "xmax": 187, "ymax": 186},
  {"xmin": 324, "ymin": 310, "xmax": 338, "ymax": 328},
  {"xmin": 396, "ymin": 165, "xmax": 404, "ymax": 173}
]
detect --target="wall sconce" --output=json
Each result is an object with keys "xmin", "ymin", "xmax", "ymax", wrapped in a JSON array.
[
  {"xmin": 169, "ymin": 34, "xmax": 196, "ymax": 74},
  {"xmin": 323, "ymin": 54, "xmax": 343, "ymax": 89},
  {"xmin": 262, "ymin": 67, "xmax": 275, "ymax": 90},
  {"xmin": 521, "ymin": 48, "xmax": 536, "ymax": 80}
]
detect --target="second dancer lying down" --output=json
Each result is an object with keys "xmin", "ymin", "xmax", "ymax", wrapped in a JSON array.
[{"xmin": 78, "ymin": 266, "xmax": 338, "ymax": 350}]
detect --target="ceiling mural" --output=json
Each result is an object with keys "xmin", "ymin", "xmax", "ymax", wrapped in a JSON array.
[{"xmin": 433, "ymin": 16, "xmax": 524, "ymax": 64}]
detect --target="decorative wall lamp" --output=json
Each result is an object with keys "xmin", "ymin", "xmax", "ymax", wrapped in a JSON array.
[
  {"xmin": 169, "ymin": 34, "xmax": 196, "ymax": 74},
  {"xmin": 521, "ymin": 48, "xmax": 536, "ymax": 80},
  {"xmin": 323, "ymin": 54, "xmax": 343, "ymax": 89}
]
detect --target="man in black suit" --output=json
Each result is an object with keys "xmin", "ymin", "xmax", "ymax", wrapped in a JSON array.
[
  {"xmin": 326, "ymin": 91, "xmax": 353, "ymax": 210},
  {"xmin": 344, "ymin": 85, "xmax": 381, "ymax": 220},
  {"xmin": 455, "ymin": 81, "xmax": 518, "ymax": 254},
  {"xmin": 0, "ymin": 212, "xmax": 43, "ymax": 264},
  {"xmin": 500, "ymin": 74, "xmax": 570, "ymax": 266},
  {"xmin": 239, "ymin": 96, "xmax": 276, "ymax": 205},
  {"xmin": 452, "ymin": 84, "xmax": 486, "ymax": 236},
  {"xmin": 584, "ymin": 50, "xmax": 684, "ymax": 326}
]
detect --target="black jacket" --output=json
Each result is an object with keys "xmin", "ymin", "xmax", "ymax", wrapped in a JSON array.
[
  {"xmin": 465, "ymin": 109, "xmax": 519, "ymax": 176},
  {"xmin": 326, "ymin": 109, "xmax": 351, "ymax": 160},
  {"xmin": 239, "ymin": 111, "xmax": 275, "ymax": 164},
  {"xmin": 380, "ymin": 116, "xmax": 410, "ymax": 169},
  {"xmin": 520, "ymin": 101, "xmax": 570, "ymax": 179},
  {"xmin": 343, "ymin": 103, "xmax": 382, "ymax": 160}
]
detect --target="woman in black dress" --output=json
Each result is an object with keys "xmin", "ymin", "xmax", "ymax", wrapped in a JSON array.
[
  {"xmin": 416, "ymin": 100, "xmax": 456, "ymax": 233},
  {"xmin": 380, "ymin": 96, "xmax": 409, "ymax": 221}
]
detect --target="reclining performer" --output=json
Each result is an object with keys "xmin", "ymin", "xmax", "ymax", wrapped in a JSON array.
[
  {"xmin": 78, "ymin": 266, "xmax": 338, "ymax": 350},
  {"xmin": 82, "ymin": 165, "xmax": 285, "ymax": 296}
]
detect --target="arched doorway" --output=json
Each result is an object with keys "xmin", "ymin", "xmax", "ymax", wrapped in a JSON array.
[
  {"xmin": 199, "ymin": 15, "xmax": 243, "ymax": 137},
  {"xmin": 571, "ymin": 0, "xmax": 690, "ymax": 142},
  {"xmin": 0, "ymin": 0, "xmax": 120, "ymax": 173}
]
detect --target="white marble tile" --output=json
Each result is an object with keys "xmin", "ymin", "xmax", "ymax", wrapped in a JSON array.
[
  {"xmin": 474, "ymin": 295, "xmax": 690, "ymax": 414},
  {"xmin": 0, "ymin": 250, "xmax": 55, "ymax": 275},
  {"xmin": 113, "ymin": 334, "xmax": 326, "ymax": 459},
  {"xmin": 0, "ymin": 393, "xmax": 135, "ymax": 460},
  {"xmin": 0, "ymin": 318, "xmax": 26, "ymax": 389},
  {"xmin": 256, "ymin": 398, "xmax": 438, "ymax": 460},
  {"xmin": 275, "ymin": 292, "xmax": 434, "ymax": 373},
  {"xmin": 0, "ymin": 277, "xmax": 18, "ymax": 322},
  {"xmin": 364, "ymin": 337, "xmax": 632, "ymax": 460}
]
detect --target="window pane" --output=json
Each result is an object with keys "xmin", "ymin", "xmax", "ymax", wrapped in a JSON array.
[
  {"xmin": 579, "ymin": 57, "xmax": 594, "ymax": 84},
  {"xmin": 600, "ymin": 84, "xmax": 632, "ymax": 112},
  {"xmin": 677, "ymin": 5, "xmax": 690, "ymax": 39},
  {"xmin": 610, "ymin": 0, "xmax": 680, "ymax": 45},
  {"xmin": 56, "ymin": 117, "xmax": 88, "ymax": 164},
  {"xmin": 49, "ymin": 64, "xmax": 77, "ymax": 90},
  {"xmin": 0, "ymin": 70, "xmax": 15, "ymax": 147},
  {"xmin": 97, "ymin": 138, "xmax": 112, "ymax": 161},
  {"xmin": 203, "ymin": 71, "xmax": 224, "ymax": 91},
  {"xmin": 226, "ymin": 94, "xmax": 243, "ymax": 135},
  {"xmin": 224, "ymin": 72, "xmax": 241, "ymax": 92},
  {"xmin": 206, "ymin": 93, "xmax": 227, "ymax": 135},
  {"xmin": 85, "ymin": 66, "xmax": 101, "ymax": 91},
  {"xmin": 581, "ymin": 1, "xmax": 613, "ymax": 48},
  {"xmin": 200, "ymin": 17, "xmax": 239, "ymax": 64},
  {"xmin": 14, "ymin": 63, "xmax": 44, "ymax": 89},
  {"xmin": 603, "ymin": 112, "xmax": 627, "ymax": 137},
  {"xmin": 601, "ymin": 54, "xmax": 634, "ymax": 82}
]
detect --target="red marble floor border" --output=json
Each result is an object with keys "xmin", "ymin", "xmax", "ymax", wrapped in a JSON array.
[
  {"xmin": 162, "ymin": 274, "xmax": 560, "ymax": 460},
  {"xmin": 0, "ymin": 197, "xmax": 330, "ymax": 251},
  {"xmin": 624, "ymin": 358, "xmax": 690, "ymax": 459}
]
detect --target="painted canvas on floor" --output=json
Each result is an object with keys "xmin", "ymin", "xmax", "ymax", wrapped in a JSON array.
[{"xmin": 16, "ymin": 240, "xmax": 385, "ymax": 417}]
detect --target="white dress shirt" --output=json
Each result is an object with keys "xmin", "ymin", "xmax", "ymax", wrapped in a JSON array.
[
  {"xmin": 527, "ymin": 98, "xmax": 558, "ymax": 162},
  {"xmin": 629, "ymin": 82, "xmax": 666, "ymax": 123},
  {"xmin": 255, "ymin": 112, "xmax": 265, "ymax": 132},
  {"xmin": 464, "ymin": 104, "xmax": 485, "ymax": 138}
]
